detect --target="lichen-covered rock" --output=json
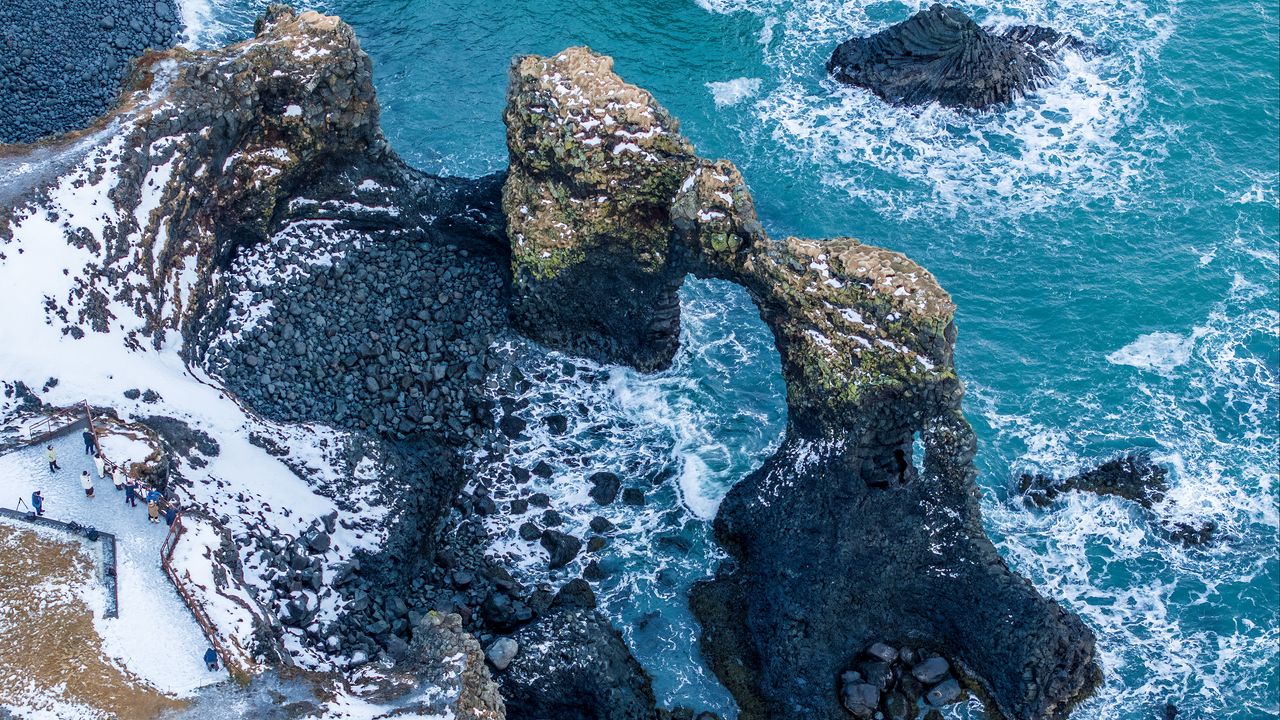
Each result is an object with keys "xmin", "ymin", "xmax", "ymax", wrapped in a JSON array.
[
  {"xmin": 503, "ymin": 47, "xmax": 697, "ymax": 371},
  {"xmin": 502, "ymin": 46, "xmax": 1100, "ymax": 720},
  {"xmin": 826, "ymin": 4, "xmax": 1079, "ymax": 109}
]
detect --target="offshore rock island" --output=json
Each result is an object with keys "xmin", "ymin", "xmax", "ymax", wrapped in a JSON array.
[
  {"xmin": 827, "ymin": 4, "xmax": 1081, "ymax": 109},
  {"xmin": 0, "ymin": 6, "xmax": 1101, "ymax": 720}
]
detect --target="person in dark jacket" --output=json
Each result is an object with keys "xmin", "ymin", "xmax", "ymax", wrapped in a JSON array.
[
  {"xmin": 31, "ymin": 490, "xmax": 44, "ymax": 516},
  {"xmin": 203, "ymin": 647, "xmax": 219, "ymax": 671},
  {"xmin": 124, "ymin": 482, "xmax": 138, "ymax": 508},
  {"xmin": 163, "ymin": 506, "xmax": 178, "ymax": 526},
  {"xmin": 82, "ymin": 429, "xmax": 96, "ymax": 455}
]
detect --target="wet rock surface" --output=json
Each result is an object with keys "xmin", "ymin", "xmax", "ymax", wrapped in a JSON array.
[
  {"xmin": 503, "ymin": 46, "xmax": 1102, "ymax": 720},
  {"xmin": 0, "ymin": 0, "xmax": 180, "ymax": 143},
  {"xmin": 1019, "ymin": 452, "xmax": 1217, "ymax": 545},
  {"xmin": 827, "ymin": 4, "xmax": 1080, "ymax": 109},
  {"xmin": 497, "ymin": 581, "xmax": 658, "ymax": 720}
]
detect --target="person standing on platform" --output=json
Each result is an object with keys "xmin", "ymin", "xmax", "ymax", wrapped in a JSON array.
[{"xmin": 80, "ymin": 470, "xmax": 95, "ymax": 498}]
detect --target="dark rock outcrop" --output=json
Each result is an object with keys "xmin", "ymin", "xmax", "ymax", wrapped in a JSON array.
[
  {"xmin": 498, "ymin": 581, "xmax": 657, "ymax": 720},
  {"xmin": 502, "ymin": 46, "xmax": 1101, "ymax": 720},
  {"xmin": 827, "ymin": 4, "xmax": 1079, "ymax": 109},
  {"xmin": 1020, "ymin": 452, "xmax": 1169, "ymax": 507},
  {"xmin": 1020, "ymin": 452, "xmax": 1217, "ymax": 545}
]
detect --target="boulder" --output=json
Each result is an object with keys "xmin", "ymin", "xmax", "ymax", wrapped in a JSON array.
[
  {"xmin": 486, "ymin": 637, "xmax": 519, "ymax": 671},
  {"xmin": 827, "ymin": 4, "xmax": 1078, "ymax": 109},
  {"xmin": 911, "ymin": 656, "xmax": 950, "ymax": 685},
  {"xmin": 540, "ymin": 530, "xmax": 582, "ymax": 569},
  {"xmin": 841, "ymin": 682, "xmax": 880, "ymax": 719},
  {"xmin": 588, "ymin": 471, "xmax": 621, "ymax": 505}
]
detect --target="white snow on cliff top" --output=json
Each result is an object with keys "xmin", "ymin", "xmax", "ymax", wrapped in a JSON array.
[{"xmin": 0, "ymin": 121, "xmax": 396, "ymax": 707}]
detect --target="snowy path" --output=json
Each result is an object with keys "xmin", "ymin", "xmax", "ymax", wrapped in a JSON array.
[{"xmin": 0, "ymin": 431, "xmax": 223, "ymax": 696}]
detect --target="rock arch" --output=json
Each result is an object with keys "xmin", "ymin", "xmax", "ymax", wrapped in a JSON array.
[{"xmin": 502, "ymin": 47, "xmax": 1100, "ymax": 720}]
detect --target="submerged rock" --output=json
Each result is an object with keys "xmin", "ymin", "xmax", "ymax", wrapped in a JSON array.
[
  {"xmin": 502, "ymin": 45, "xmax": 1101, "ymax": 720},
  {"xmin": 826, "ymin": 4, "xmax": 1079, "ymax": 109},
  {"xmin": 1020, "ymin": 452, "xmax": 1169, "ymax": 507},
  {"xmin": 1020, "ymin": 452, "xmax": 1217, "ymax": 545}
]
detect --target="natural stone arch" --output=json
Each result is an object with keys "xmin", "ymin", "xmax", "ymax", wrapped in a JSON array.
[{"xmin": 502, "ymin": 47, "xmax": 1100, "ymax": 720}]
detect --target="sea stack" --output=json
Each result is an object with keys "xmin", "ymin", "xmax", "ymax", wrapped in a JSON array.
[
  {"xmin": 503, "ymin": 46, "xmax": 1102, "ymax": 720},
  {"xmin": 826, "ymin": 4, "xmax": 1079, "ymax": 109}
]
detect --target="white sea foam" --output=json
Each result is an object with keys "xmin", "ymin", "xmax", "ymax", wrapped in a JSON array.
[
  {"xmin": 967, "ymin": 266, "xmax": 1279, "ymax": 718},
  {"xmin": 697, "ymin": 0, "xmax": 1176, "ymax": 218},
  {"xmin": 177, "ymin": 0, "xmax": 259, "ymax": 49},
  {"xmin": 1106, "ymin": 329, "xmax": 1205, "ymax": 374},
  {"xmin": 706, "ymin": 77, "xmax": 764, "ymax": 108}
]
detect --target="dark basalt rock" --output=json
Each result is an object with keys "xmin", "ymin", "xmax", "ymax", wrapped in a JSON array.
[
  {"xmin": 540, "ymin": 529, "xmax": 582, "ymax": 569},
  {"xmin": 1019, "ymin": 452, "xmax": 1168, "ymax": 507},
  {"xmin": 1020, "ymin": 452, "xmax": 1217, "ymax": 545},
  {"xmin": 499, "ymin": 582, "xmax": 658, "ymax": 720},
  {"xmin": 503, "ymin": 47, "xmax": 1101, "ymax": 720},
  {"xmin": 588, "ymin": 471, "xmax": 622, "ymax": 505},
  {"xmin": 827, "ymin": 4, "xmax": 1079, "ymax": 109}
]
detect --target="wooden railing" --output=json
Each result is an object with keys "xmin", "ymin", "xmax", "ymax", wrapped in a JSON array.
[{"xmin": 159, "ymin": 512, "xmax": 245, "ymax": 681}]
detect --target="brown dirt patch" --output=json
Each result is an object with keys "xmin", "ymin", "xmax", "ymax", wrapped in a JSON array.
[{"xmin": 0, "ymin": 521, "xmax": 185, "ymax": 718}]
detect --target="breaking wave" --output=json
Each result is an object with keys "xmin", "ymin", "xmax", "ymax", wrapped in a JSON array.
[
  {"xmin": 472, "ymin": 278, "xmax": 786, "ymax": 714},
  {"xmin": 701, "ymin": 0, "xmax": 1176, "ymax": 218}
]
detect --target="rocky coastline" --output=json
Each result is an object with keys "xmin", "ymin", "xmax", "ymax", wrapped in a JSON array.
[{"xmin": 1, "ymin": 6, "xmax": 1115, "ymax": 720}]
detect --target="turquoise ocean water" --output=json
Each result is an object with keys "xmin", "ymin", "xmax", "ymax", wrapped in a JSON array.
[{"xmin": 189, "ymin": 1, "xmax": 1278, "ymax": 717}]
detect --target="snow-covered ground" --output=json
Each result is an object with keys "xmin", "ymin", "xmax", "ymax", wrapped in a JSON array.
[
  {"xmin": 0, "ymin": 58, "xmax": 404, "ymax": 716},
  {"xmin": 0, "ymin": 431, "xmax": 217, "ymax": 695}
]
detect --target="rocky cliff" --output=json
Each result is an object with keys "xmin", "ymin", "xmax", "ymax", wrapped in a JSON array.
[
  {"xmin": 1, "ymin": 6, "xmax": 511, "ymax": 716},
  {"xmin": 3, "ymin": 9, "xmax": 1102, "ymax": 720},
  {"xmin": 503, "ymin": 47, "xmax": 1101, "ymax": 720}
]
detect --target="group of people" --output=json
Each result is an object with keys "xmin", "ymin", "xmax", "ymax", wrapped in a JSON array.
[{"xmin": 30, "ymin": 429, "xmax": 177, "ymax": 527}]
